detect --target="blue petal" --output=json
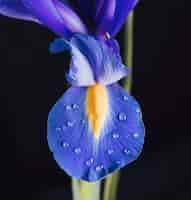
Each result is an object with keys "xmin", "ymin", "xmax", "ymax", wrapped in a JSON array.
[
  {"xmin": 65, "ymin": 34, "xmax": 128, "ymax": 86},
  {"xmin": 48, "ymin": 84, "xmax": 144, "ymax": 182},
  {"xmin": 0, "ymin": 0, "xmax": 39, "ymax": 23},
  {"xmin": 48, "ymin": 87, "xmax": 95, "ymax": 180},
  {"xmin": 49, "ymin": 38, "xmax": 70, "ymax": 54},
  {"xmin": 96, "ymin": 39, "xmax": 128, "ymax": 85},
  {"xmin": 22, "ymin": 0, "xmax": 87, "ymax": 38}
]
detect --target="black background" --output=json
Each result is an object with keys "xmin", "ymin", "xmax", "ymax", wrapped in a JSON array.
[{"xmin": 1, "ymin": 0, "xmax": 191, "ymax": 199}]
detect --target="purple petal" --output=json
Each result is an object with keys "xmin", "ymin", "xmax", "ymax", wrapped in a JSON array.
[
  {"xmin": 53, "ymin": 0, "xmax": 87, "ymax": 34},
  {"xmin": 94, "ymin": 0, "xmax": 139, "ymax": 36},
  {"xmin": 22, "ymin": 0, "xmax": 87, "ymax": 38},
  {"xmin": 109, "ymin": 0, "xmax": 139, "ymax": 36},
  {"xmin": 94, "ymin": 0, "xmax": 116, "ymax": 35},
  {"xmin": 0, "ymin": 0, "xmax": 39, "ymax": 23}
]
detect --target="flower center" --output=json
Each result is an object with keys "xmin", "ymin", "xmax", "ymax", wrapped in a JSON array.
[{"xmin": 86, "ymin": 84, "xmax": 108, "ymax": 138}]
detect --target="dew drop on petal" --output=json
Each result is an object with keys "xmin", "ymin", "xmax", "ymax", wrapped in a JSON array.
[
  {"xmin": 107, "ymin": 149, "xmax": 114, "ymax": 155},
  {"xmin": 124, "ymin": 149, "xmax": 131, "ymax": 155},
  {"xmin": 66, "ymin": 121, "xmax": 74, "ymax": 127},
  {"xmin": 65, "ymin": 105, "xmax": 71, "ymax": 111},
  {"xmin": 85, "ymin": 158, "xmax": 94, "ymax": 166},
  {"xmin": 118, "ymin": 112, "xmax": 127, "ymax": 121},
  {"xmin": 72, "ymin": 104, "xmax": 79, "ymax": 110},
  {"xmin": 74, "ymin": 147, "xmax": 81, "ymax": 154},
  {"xmin": 112, "ymin": 133, "xmax": 120, "ymax": 139},
  {"xmin": 123, "ymin": 95, "xmax": 128, "ymax": 101},
  {"xmin": 61, "ymin": 141, "xmax": 69, "ymax": 148},
  {"xmin": 95, "ymin": 165, "xmax": 104, "ymax": 171},
  {"xmin": 133, "ymin": 132, "xmax": 139, "ymax": 138}
]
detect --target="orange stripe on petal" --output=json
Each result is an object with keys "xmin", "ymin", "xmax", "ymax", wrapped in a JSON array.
[{"xmin": 86, "ymin": 84, "xmax": 108, "ymax": 138}]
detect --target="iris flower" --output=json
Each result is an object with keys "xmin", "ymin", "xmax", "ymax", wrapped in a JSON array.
[{"xmin": 0, "ymin": 0, "xmax": 144, "ymax": 182}]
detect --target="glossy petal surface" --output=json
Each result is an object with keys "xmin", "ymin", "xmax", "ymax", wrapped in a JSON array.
[
  {"xmin": 48, "ymin": 84, "xmax": 144, "ymax": 182},
  {"xmin": 0, "ymin": 0, "xmax": 39, "ymax": 23}
]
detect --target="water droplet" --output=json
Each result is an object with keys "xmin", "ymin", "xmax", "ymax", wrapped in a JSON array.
[
  {"xmin": 74, "ymin": 147, "xmax": 81, "ymax": 154},
  {"xmin": 133, "ymin": 132, "xmax": 139, "ymax": 138},
  {"xmin": 72, "ymin": 104, "xmax": 79, "ymax": 110},
  {"xmin": 118, "ymin": 112, "xmax": 127, "ymax": 121},
  {"xmin": 107, "ymin": 149, "xmax": 114, "ymax": 155},
  {"xmin": 61, "ymin": 141, "xmax": 69, "ymax": 148},
  {"xmin": 123, "ymin": 96, "xmax": 128, "ymax": 101},
  {"xmin": 86, "ymin": 158, "xmax": 94, "ymax": 166},
  {"xmin": 95, "ymin": 165, "xmax": 104, "ymax": 171},
  {"xmin": 112, "ymin": 133, "xmax": 119, "ymax": 139},
  {"xmin": 124, "ymin": 149, "xmax": 131, "ymax": 155},
  {"xmin": 66, "ymin": 121, "xmax": 74, "ymax": 127},
  {"xmin": 65, "ymin": 105, "xmax": 71, "ymax": 110}
]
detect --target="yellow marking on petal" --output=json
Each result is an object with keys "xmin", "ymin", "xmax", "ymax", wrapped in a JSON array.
[{"xmin": 86, "ymin": 84, "xmax": 108, "ymax": 138}]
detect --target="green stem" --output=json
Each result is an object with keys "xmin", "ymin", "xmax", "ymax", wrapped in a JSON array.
[
  {"xmin": 123, "ymin": 11, "xmax": 134, "ymax": 92},
  {"xmin": 103, "ymin": 172, "xmax": 120, "ymax": 200},
  {"xmin": 72, "ymin": 178, "xmax": 80, "ymax": 200},
  {"xmin": 80, "ymin": 181, "xmax": 101, "ymax": 200},
  {"xmin": 103, "ymin": 11, "xmax": 134, "ymax": 200}
]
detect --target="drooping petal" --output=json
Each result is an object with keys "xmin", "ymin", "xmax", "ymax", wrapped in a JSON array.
[
  {"xmin": 94, "ymin": 0, "xmax": 139, "ymax": 36},
  {"xmin": 48, "ymin": 84, "xmax": 144, "ymax": 182},
  {"xmin": 48, "ymin": 87, "xmax": 95, "ymax": 180},
  {"xmin": 22, "ymin": 0, "xmax": 87, "ymax": 38},
  {"xmin": 0, "ymin": 0, "xmax": 39, "ymax": 23}
]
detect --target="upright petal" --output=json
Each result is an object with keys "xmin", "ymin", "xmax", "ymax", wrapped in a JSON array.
[
  {"xmin": 0, "ymin": 0, "xmax": 39, "ymax": 23},
  {"xmin": 22, "ymin": 0, "xmax": 87, "ymax": 38},
  {"xmin": 49, "ymin": 37, "xmax": 96, "ymax": 86},
  {"xmin": 94, "ymin": 0, "xmax": 139, "ymax": 36},
  {"xmin": 70, "ymin": 34, "xmax": 128, "ymax": 85},
  {"xmin": 96, "ymin": 39, "xmax": 128, "ymax": 85},
  {"xmin": 50, "ymin": 34, "xmax": 128, "ymax": 86},
  {"xmin": 109, "ymin": 0, "xmax": 139, "ymax": 36},
  {"xmin": 94, "ymin": 0, "xmax": 116, "ymax": 35},
  {"xmin": 48, "ymin": 84, "xmax": 144, "ymax": 182}
]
